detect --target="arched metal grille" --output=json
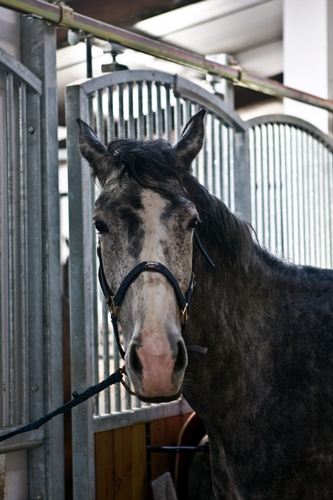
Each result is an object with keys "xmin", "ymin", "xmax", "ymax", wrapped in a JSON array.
[
  {"xmin": 66, "ymin": 70, "xmax": 243, "ymax": 422},
  {"xmin": 249, "ymin": 117, "xmax": 333, "ymax": 268}
]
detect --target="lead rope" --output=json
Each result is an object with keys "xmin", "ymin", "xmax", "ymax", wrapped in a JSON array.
[{"xmin": 0, "ymin": 367, "xmax": 128, "ymax": 443}]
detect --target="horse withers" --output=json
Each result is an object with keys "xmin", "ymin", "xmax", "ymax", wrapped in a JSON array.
[{"xmin": 77, "ymin": 110, "xmax": 333, "ymax": 499}]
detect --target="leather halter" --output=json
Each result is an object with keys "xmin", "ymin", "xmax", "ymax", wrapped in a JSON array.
[{"xmin": 97, "ymin": 229, "xmax": 215, "ymax": 360}]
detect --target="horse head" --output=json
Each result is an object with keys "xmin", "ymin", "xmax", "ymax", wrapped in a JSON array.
[{"xmin": 77, "ymin": 110, "xmax": 206, "ymax": 403}]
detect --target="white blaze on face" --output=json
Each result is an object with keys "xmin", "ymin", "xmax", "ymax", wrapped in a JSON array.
[
  {"xmin": 140, "ymin": 190, "xmax": 169, "ymax": 262},
  {"xmin": 126, "ymin": 189, "xmax": 187, "ymax": 399}
]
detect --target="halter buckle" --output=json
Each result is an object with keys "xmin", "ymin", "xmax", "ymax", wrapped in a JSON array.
[
  {"xmin": 181, "ymin": 303, "xmax": 189, "ymax": 324},
  {"xmin": 107, "ymin": 295, "xmax": 118, "ymax": 318}
]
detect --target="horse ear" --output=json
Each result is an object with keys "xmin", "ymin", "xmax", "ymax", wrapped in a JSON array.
[
  {"xmin": 77, "ymin": 118, "xmax": 111, "ymax": 187},
  {"xmin": 174, "ymin": 109, "xmax": 206, "ymax": 170}
]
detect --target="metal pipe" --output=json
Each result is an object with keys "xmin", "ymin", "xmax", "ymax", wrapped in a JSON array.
[{"xmin": 2, "ymin": 0, "xmax": 333, "ymax": 112}]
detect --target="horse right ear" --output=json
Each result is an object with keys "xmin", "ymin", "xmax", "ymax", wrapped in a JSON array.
[{"xmin": 77, "ymin": 118, "xmax": 112, "ymax": 187}]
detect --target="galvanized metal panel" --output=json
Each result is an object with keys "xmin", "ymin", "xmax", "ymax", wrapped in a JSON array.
[
  {"xmin": 247, "ymin": 114, "xmax": 333, "ymax": 268},
  {"xmin": 0, "ymin": 17, "xmax": 64, "ymax": 500},
  {"xmin": 0, "ymin": 46, "xmax": 45, "ymax": 451}
]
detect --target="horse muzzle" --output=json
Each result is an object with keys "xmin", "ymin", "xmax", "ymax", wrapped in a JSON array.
[{"xmin": 126, "ymin": 333, "xmax": 188, "ymax": 401}]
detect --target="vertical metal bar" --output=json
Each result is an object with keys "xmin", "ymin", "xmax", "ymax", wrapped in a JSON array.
[
  {"xmin": 228, "ymin": 127, "xmax": 235, "ymax": 212},
  {"xmin": 86, "ymin": 37, "xmax": 93, "ymax": 79},
  {"xmin": 165, "ymin": 84, "xmax": 172, "ymax": 143},
  {"xmin": 313, "ymin": 138, "xmax": 320, "ymax": 266},
  {"xmin": 296, "ymin": 129, "xmax": 303, "ymax": 263},
  {"xmin": 101, "ymin": 300, "xmax": 111, "ymax": 414},
  {"xmin": 318, "ymin": 142, "xmax": 325, "ymax": 267},
  {"xmin": 273, "ymin": 124, "xmax": 282, "ymax": 256},
  {"xmin": 107, "ymin": 86, "xmax": 115, "ymax": 141},
  {"xmin": 128, "ymin": 82, "xmax": 135, "ymax": 139},
  {"xmin": 322, "ymin": 145, "xmax": 328, "ymax": 267},
  {"xmin": 146, "ymin": 80, "xmax": 154, "ymax": 139},
  {"xmin": 284, "ymin": 125, "xmax": 293, "ymax": 260},
  {"xmin": 22, "ymin": 17, "xmax": 64, "ymax": 499},
  {"xmin": 301, "ymin": 131, "xmax": 309, "ymax": 264},
  {"xmin": 210, "ymin": 113, "xmax": 215, "ymax": 195},
  {"xmin": 254, "ymin": 125, "xmax": 262, "ymax": 242},
  {"xmin": 66, "ymin": 81, "xmax": 96, "ymax": 499},
  {"xmin": 298, "ymin": 130, "xmax": 305, "ymax": 265},
  {"xmin": 249, "ymin": 127, "xmax": 256, "ymax": 233},
  {"xmin": 174, "ymin": 95, "xmax": 182, "ymax": 142},
  {"xmin": 279, "ymin": 124, "xmax": 286, "ymax": 258},
  {"xmin": 192, "ymin": 102, "xmax": 200, "ymax": 180},
  {"xmin": 155, "ymin": 82, "xmax": 163, "ymax": 138},
  {"xmin": 6, "ymin": 71, "xmax": 15, "ymax": 427},
  {"xmin": 308, "ymin": 135, "xmax": 315, "ymax": 264},
  {"xmin": 267, "ymin": 123, "xmax": 274, "ymax": 250},
  {"xmin": 328, "ymin": 151, "xmax": 333, "ymax": 268},
  {"xmin": 0, "ymin": 69, "xmax": 3, "ymax": 428},
  {"xmin": 96, "ymin": 89, "xmax": 104, "ymax": 140},
  {"xmin": 137, "ymin": 81, "xmax": 144, "ymax": 140},
  {"xmin": 118, "ymin": 83, "xmax": 125, "ymax": 137},
  {"xmin": 112, "ymin": 323, "xmax": 121, "ymax": 412},
  {"xmin": 19, "ymin": 81, "xmax": 29, "ymax": 424},
  {"xmin": 217, "ymin": 120, "xmax": 223, "ymax": 200},
  {"xmin": 202, "ymin": 113, "xmax": 209, "ymax": 190}
]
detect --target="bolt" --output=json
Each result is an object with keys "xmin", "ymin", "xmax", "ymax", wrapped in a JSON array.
[
  {"xmin": 28, "ymin": 126, "xmax": 35, "ymax": 135},
  {"xmin": 31, "ymin": 385, "xmax": 39, "ymax": 392}
]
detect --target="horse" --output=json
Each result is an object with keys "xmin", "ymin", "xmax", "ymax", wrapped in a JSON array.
[{"xmin": 77, "ymin": 109, "xmax": 333, "ymax": 499}]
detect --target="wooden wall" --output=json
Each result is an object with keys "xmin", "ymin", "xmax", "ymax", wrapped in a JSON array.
[{"xmin": 95, "ymin": 413, "xmax": 192, "ymax": 500}]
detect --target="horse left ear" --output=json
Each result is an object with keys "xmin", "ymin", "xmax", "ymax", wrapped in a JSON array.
[
  {"xmin": 77, "ymin": 118, "xmax": 112, "ymax": 187},
  {"xmin": 174, "ymin": 109, "xmax": 206, "ymax": 170}
]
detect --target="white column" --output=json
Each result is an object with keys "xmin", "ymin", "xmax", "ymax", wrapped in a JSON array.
[
  {"xmin": 283, "ymin": 0, "xmax": 332, "ymax": 133},
  {"xmin": 0, "ymin": 7, "xmax": 20, "ymax": 59}
]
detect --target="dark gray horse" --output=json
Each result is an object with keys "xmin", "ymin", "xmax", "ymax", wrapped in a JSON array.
[{"xmin": 77, "ymin": 110, "xmax": 333, "ymax": 499}]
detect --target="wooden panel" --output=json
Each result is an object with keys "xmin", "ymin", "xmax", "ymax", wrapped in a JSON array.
[
  {"xmin": 114, "ymin": 427, "xmax": 133, "ymax": 499},
  {"xmin": 131, "ymin": 423, "xmax": 147, "ymax": 500},
  {"xmin": 95, "ymin": 414, "xmax": 192, "ymax": 500},
  {"xmin": 95, "ymin": 422, "xmax": 147, "ymax": 500},
  {"xmin": 95, "ymin": 429, "xmax": 115, "ymax": 500}
]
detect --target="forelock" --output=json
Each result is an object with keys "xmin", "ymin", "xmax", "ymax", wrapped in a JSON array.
[{"xmin": 107, "ymin": 138, "xmax": 185, "ymax": 188}]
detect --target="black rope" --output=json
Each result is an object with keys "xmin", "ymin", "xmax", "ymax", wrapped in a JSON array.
[{"xmin": 0, "ymin": 368, "xmax": 124, "ymax": 443}]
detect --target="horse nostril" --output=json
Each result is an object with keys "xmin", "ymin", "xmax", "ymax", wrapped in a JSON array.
[
  {"xmin": 174, "ymin": 341, "xmax": 187, "ymax": 373},
  {"xmin": 129, "ymin": 344, "xmax": 143, "ymax": 377}
]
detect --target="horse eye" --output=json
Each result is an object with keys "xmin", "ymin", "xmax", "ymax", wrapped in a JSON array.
[
  {"xmin": 94, "ymin": 220, "xmax": 108, "ymax": 234},
  {"xmin": 188, "ymin": 217, "xmax": 200, "ymax": 229}
]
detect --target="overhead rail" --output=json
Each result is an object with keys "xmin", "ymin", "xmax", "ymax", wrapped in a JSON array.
[{"xmin": 2, "ymin": 0, "xmax": 333, "ymax": 113}]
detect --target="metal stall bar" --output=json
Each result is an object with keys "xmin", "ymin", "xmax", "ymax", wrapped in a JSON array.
[
  {"xmin": 2, "ymin": 0, "xmax": 333, "ymax": 112},
  {"xmin": 66, "ymin": 82, "xmax": 96, "ymax": 499},
  {"xmin": 21, "ymin": 15, "xmax": 64, "ymax": 499}
]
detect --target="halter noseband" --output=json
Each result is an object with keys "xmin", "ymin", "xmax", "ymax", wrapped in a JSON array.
[{"xmin": 97, "ymin": 229, "xmax": 214, "ymax": 360}]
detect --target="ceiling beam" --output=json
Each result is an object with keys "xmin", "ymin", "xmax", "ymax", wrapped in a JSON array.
[{"xmin": 57, "ymin": 0, "xmax": 202, "ymax": 47}]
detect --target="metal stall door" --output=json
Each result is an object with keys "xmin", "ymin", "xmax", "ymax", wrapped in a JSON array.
[
  {"xmin": 248, "ymin": 114, "xmax": 333, "ymax": 269},
  {"xmin": 66, "ymin": 69, "xmax": 248, "ymax": 498},
  {"xmin": 0, "ymin": 17, "xmax": 63, "ymax": 499}
]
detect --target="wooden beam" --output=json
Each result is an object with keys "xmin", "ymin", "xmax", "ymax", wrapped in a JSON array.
[{"xmin": 57, "ymin": 0, "xmax": 202, "ymax": 48}]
